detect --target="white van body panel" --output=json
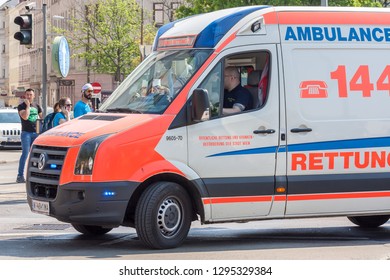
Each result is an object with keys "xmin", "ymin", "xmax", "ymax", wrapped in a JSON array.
[{"xmin": 155, "ymin": 6, "xmax": 390, "ymax": 222}]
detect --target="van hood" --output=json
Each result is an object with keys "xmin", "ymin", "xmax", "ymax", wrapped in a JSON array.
[{"xmin": 34, "ymin": 113, "xmax": 173, "ymax": 147}]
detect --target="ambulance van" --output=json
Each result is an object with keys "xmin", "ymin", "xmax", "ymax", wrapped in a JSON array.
[{"xmin": 27, "ymin": 6, "xmax": 390, "ymax": 249}]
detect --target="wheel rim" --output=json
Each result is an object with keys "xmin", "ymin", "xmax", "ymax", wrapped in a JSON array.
[{"xmin": 157, "ymin": 197, "xmax": 182, "ymax": 237}]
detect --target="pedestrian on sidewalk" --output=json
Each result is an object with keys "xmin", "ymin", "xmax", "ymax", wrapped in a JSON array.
[
  {"xmin": 53, "ymin": 97, "xmax": 72, "ymax": 127},
  {"xmin": 16, "ymin": 88, "xmax": 43, "ymax": 183},
  {"xmin": 41, "ymin": 101, "xmax": 60, "ymax": 133},
  {"xmin": 74, "ymin": 83, "xmax": 93, "ymax": 118}
]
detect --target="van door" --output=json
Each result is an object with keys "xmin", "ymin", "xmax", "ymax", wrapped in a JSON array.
[
  {"xmin": 187, "ymin": 45, "xmax": 280, "ymax": 221},
  {"xmin": 283, "ymin": 43, "xmax": 390, "ymax": 216}
]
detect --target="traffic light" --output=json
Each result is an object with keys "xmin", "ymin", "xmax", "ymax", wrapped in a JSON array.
[{"xmin": 14, "ymin": 14, "xmax": 33, "ymax": 46}]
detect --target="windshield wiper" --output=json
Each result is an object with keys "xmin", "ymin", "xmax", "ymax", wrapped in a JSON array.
[{"xmin": 106, "ymin": 108, "xmax": 143, "ymax": 114}]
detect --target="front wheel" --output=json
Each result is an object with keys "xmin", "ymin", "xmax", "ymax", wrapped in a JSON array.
[
  {"xmin": 347, "ymin": 215, "xmax": 390, "ymax": 228},
  {"xmin": 135, "ymin": 181, "xmax": 193, "ymax": 249},
  {"xmin": 72, "ymin": 224, "xmax": 113, "ymax": 235}
]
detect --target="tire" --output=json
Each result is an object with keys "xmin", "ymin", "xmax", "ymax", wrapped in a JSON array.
[
  {"xmin": 347, "ymin": 215, "xmax": 390, "ymax": 228},
  {"xmin": 135, "ymin": 181, "xmax": 192, "ymax": 249},
  {"xmin": 72, "ymin": 224, "xmax": 113, "ymax": 235}
]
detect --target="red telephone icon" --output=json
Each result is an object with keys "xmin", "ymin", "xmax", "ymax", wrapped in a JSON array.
[{"xmin": 300, "ymin": 80, "xmax": 328, "ymax": 98}]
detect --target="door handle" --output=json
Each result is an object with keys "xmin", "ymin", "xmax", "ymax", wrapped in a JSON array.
[
  {"xmin": 290, "ymin": 128, "xmax": 312, "ymax": 133},
  {"xmin": 253, "ymin": 129, "xmax": 275, "ymax": 134}
]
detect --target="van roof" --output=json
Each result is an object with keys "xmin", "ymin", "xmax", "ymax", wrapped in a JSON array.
[
  {"xmin": 153, "ymin": 6, "xmax": 390, "ymax": 51},
  {"xmin": 153, "ymin": 6, "xmax": 269, "ymax": 51}
]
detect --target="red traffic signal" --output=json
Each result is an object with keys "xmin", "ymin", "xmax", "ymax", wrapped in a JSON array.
[{"xmin": 14, "ymin": 14, "xmax": 33, "ymax": 45}]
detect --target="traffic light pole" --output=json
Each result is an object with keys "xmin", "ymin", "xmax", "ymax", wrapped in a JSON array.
[
  {"xmin": 14, "ymin": 3, "xmax": 48, "ymax": 116},
  {"xmin": 42, "ymin": 3, "xmax": 47, "ymax": 116}
]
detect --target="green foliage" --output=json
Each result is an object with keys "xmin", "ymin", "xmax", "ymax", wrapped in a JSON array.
[
  {"xmin": 175, "ymin": 0, "xmax": 382, "ymax": 18},
  {"xmin": 54, "ymin": 0, "xmax": 156, "ymax": 82}
]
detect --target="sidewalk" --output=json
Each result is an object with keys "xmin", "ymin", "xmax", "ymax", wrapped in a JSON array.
[
  {"xmin": 0, "ymin": 150, "xmax": 24, "ymax": 195},
  {"xmin": 0, "ymin": 150, "xmax": 22, "ymax": 164}
]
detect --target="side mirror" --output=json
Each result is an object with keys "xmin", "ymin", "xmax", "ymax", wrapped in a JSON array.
[{"xmin": 191, "ymin": 88, "xmax": 210, "ymax": 122}]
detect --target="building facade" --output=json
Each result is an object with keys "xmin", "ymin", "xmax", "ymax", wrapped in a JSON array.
[{"xmin": 0, "ymin": 0, "xmax": 183, "ymax": 110}]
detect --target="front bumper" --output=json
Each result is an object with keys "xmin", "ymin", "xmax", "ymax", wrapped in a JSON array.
[
  {"xmin": 26, "ymin": 181, "xmax": 139, "ymax": 226},
  {"xmin": 0, "ymin": 137, "xmax": 21, "ymax": 148}
]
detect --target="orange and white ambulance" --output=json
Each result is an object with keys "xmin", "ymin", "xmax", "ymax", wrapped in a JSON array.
[{"xmin": 27, "ymin": 6, "xmax": 390, "ymax": 249}]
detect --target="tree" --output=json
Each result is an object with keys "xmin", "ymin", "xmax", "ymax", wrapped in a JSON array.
[
  {"xmin": 374, "ymin": 0, "xmax": 390, "ymax": 6},
  {"xmin": 54, "ymin": 0, "xmax": 156, "ymax": 82},
  {"xmin": 175, "ymin": 0, "xmax": 382, "ymax": 18}
]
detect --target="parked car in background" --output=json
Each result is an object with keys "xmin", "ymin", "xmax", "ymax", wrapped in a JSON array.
[{"xmin": 0, "ymin": 108, "xmax": 21, "ymax": 149}]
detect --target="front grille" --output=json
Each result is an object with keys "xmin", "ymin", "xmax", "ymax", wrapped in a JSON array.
[
  {"xmin": 27, "ymin": 145, "xmax": 68, "ymax": 200},
  {"xmin": 1, "ymin": 129, "xmax": 21, "ymax": 136}
]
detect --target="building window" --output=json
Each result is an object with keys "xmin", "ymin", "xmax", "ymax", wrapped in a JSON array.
[
  {"xmin": 153, "ymin": 3, "xmax": 164, "ymax": 28},
  {"xmin": 170, "ymin": 2, "xmax": 180, "ymax": 21},
  {"xmin": 153, "ymin": 2, "xmax": 181, "ymax": 26},
  {"xmin": 2, "ymin": 44, "xmax": 5, "ymax": 53}
]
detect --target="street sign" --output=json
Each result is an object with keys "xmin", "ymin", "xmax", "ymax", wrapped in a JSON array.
[{"xmin": 91, "ymin": 82, "xmax": 102, "ymax": 94}]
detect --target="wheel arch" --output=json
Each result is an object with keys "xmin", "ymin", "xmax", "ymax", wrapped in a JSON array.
[{"xmin": 122, "ymin": 172, "xmax": 206, "ymax": 227}]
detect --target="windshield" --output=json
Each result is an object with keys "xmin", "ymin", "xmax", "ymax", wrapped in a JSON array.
[
  {"xmin": 99, "ymin": 49, "xmax": 212, "ymax": 114},
  {"xmin": 0, "ymin": 112, "xmax": 20, "ymax": 123}
]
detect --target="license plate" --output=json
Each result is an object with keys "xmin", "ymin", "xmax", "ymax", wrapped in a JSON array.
[
  {"xmin": 31, "ymin": 199, "xmax": 50, "ymax": 215},
  {"xmin": 7, "ymin": 137, "xmax": 21, "ymax": 142}
]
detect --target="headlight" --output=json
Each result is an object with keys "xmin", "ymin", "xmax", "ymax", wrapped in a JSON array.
[{"xmin": 74, "ymin": 134, "xmax": 111, "ymax": 175}]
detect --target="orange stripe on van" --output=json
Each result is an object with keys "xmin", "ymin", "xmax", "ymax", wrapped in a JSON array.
[
  {"xmin": 274, "ymin": 195, "xmax": 287, "ymax": 202},
  {"xmin": 166, "ymin": 33, "xmax": 238, "ymax": 115},
  {"xmin": 166, "ymin": 32, "xmax": 238, "ymax": 115},
  {"xmin": 288, "ymin": 191, "xmax": 390, "ymax": 201},
  {"xmin": 215, "ymin": 32, "xmax": 237, "ymax": 53},
  {"xmin": 203, "ymin": 195, "xmax": 272, "ymax": 204},
  {"xmin": 202, "ymin": 191, "xmax": 390, "ymax": 205},
  {"xmin": 278, "ymin": 11, "xmax": 390, "ymax": 25},
  {"xmin": 263, "ymin": 11, "xmax": 278, "ymax": 24}
]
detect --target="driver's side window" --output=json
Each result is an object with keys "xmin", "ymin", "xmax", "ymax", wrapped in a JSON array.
[
  {"xmin": 199, "ymin": 62, "xmax": 222, "ymax": 118},
  {"xmin": 198, "ymin": 50, "xmax": 270, "ymax": 119}
]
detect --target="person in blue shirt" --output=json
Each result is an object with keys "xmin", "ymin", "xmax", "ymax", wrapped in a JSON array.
[
  {"xmin": 74, "ymin": 83, "xmax": 93, "ymax": 118},
  {"xmin": 53, "ymin": 97, "xmax": 72, "ymax": 127}
]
